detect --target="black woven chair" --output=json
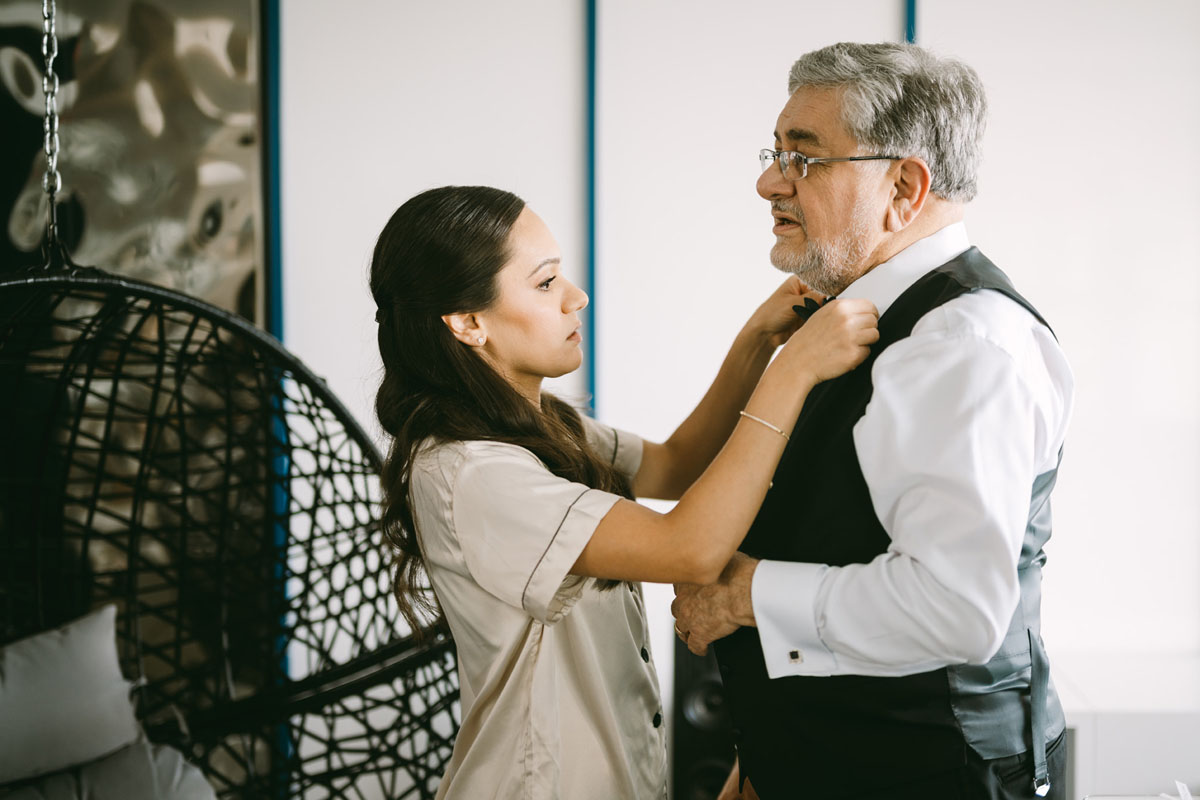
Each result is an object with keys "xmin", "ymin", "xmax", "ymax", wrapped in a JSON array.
[{"xmin": 0, "ymin": 266, "xmax": 460, "ymax": 799}]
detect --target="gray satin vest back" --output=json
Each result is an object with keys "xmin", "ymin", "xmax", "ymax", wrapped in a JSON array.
[{"xmin": 948, "ymin": 457, "xmax": 1066, "ymax": 758}]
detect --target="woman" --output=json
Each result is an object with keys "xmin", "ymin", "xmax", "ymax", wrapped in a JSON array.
[{"xmin": 370, "ymin": 185, "xmax": 878, "ymax": 799}]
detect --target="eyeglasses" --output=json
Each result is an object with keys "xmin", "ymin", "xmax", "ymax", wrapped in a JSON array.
[{"xmin": 759, "ymin": 149, "xmax": 902, "ymax": 180}]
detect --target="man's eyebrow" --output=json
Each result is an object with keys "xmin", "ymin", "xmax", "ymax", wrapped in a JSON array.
[
  {"xmin": 528, "ymin": 257, "xmax": 560, "ymax": 278},
  {"xmin": 776, "ymin": 127, "xmax": 823, "ymax": 147}
]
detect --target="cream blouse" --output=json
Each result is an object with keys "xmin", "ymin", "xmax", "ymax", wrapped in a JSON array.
[{"xmin": 410, "ymin": 415, "xmax": 667, "ymax": 800}]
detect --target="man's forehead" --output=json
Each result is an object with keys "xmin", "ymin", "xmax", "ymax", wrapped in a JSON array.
[{"xmin": 773, "ymin": 86, "xmax": 847, "ymax": 148}]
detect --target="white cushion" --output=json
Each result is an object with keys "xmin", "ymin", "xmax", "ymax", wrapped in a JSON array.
[
  {"xmin": 0, "ymin": 738, "xmax": 217, "ymax": 800},
  {"xmin": 0, "ymin": 605, "xmax": 141, "ymax": 784}
]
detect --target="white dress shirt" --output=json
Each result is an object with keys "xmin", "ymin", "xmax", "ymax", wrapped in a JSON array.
[{"xmin": 751, "ymin": 222, "xmax": 1074, "ymax": 679}]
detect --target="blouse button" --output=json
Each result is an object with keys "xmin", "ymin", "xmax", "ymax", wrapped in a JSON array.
[
  {"xmin": 652, "ymin": 711, "xmax": 663, "ymax": 728},
  {"xmin": 640, "ymin": 647, "xmax": 649, "ymax": 662}
]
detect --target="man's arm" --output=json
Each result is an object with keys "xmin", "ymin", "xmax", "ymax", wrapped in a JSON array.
[{"xmin": 675, "ymin": 294, "xmax": 1073, "ymax": 673}]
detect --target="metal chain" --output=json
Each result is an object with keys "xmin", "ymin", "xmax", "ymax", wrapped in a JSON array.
[{"xmin": 41, "ymin": 0, "xmax": 62, "ymax": 246}]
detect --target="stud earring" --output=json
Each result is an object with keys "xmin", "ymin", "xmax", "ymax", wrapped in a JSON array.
[{"xmin": 477, "ymin": 337, "xmax": 486, "ymax": 345}]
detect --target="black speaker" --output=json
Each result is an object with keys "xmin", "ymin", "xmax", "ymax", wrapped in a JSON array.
[{"xmin": 672, "ymin": 639, "xmax": 735, "ymax": 800}]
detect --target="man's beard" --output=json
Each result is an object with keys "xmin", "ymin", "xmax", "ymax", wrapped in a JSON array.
[{"xmin": 770, "ymin": 202, "xmax": 873, "ymax": 296}]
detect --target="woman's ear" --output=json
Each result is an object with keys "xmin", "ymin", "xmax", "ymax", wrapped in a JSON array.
[
  {"xmin": 885, "ymin": 156, "xmax": 933, "ymax": 232},
  {"xmin": 442, "ymin": 312, "xmax": 487, "ymax": 347}
]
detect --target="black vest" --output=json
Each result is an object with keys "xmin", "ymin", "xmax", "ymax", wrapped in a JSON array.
[{"xmin": 714, "ymin": 248, "xmax": 1059, "ymax": 798}]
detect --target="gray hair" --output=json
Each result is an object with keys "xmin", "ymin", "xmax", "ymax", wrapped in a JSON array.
[{"xmin": 787, "ymin": 42, "xmax": 987, "ymax": 202}]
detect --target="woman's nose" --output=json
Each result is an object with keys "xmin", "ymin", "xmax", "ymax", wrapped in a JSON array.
[{"xmin": 565, "ymin": 280, "xmax": 588, "ymax": 312}]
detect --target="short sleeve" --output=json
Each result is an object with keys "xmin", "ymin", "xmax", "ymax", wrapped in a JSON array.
[
  {"xmin": 451, "ymin": 441, "xmax": 625, "ymax": 624},
  {"xmin": 579, "ymin": 415, "xmax": 643, "ymax": 481}
]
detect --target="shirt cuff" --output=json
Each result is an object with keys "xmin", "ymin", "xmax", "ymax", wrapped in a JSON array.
[
  {"xmin": 751, "ymin": 559, "xmax": 838, "ymax": 678},
  {"xmin": 521, "ymin": 488, "xmax": 622, "ymax": 624}
]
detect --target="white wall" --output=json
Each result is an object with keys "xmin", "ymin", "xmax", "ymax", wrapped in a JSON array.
[{"xmin": 281, "ymin": 0, "xmax": 589, "ymax": 439}]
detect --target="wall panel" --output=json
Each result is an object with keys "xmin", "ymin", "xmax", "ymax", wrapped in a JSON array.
[{"xmin": 282, "ymin": 0, "xmax": 588, "ymax": 436}]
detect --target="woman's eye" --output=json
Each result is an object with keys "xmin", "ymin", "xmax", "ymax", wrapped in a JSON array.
[{"xmin": 538, "ymin": 276, "xmax": 557, "ymax": 291}]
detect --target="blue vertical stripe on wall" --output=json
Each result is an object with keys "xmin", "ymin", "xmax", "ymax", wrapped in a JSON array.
[
  {"xmin": 264, "ymin": 0, "xmax": 283, "ymax": 340},
  {"xmin": 906, "ymin": 0, "xmax": 918, "ymax": 42},
  {"xmin": 262, "ymin": 2, "xmax": 291, "ymax": 793},
  {"xmin": 585, "ymin": 0, "xmax": 598, "ymax": 412}
]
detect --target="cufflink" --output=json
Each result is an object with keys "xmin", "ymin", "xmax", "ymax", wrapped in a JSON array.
[{"xmin": 789, "ymin": 649, "xmax": 803, "ymax": 663}]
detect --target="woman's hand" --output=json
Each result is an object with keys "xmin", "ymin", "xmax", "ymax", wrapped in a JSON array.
[
  {"xmin": 775, "ymin": 297, "xmax": 880, "ymax": 384},
  {"xmin": 745, "ymin": 275, "xmax": 826, "ymax": 349}
]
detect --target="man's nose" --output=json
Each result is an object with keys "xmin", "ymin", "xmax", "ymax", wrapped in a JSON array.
[{"xmin": 757, "ymin": 163, "xmax": 794, "ymax": 201}]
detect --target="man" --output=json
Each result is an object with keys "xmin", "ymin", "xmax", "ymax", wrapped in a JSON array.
[{"xmin": 671, "ymin": 42, "xmax": 1073, "ymax": 800}]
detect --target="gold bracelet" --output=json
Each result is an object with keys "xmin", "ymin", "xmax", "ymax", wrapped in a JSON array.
[{"xmin": 738, "ymin": 410, "xmax": 790, "ymax": 441}]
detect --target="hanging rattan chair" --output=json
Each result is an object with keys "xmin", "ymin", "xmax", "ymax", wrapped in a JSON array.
[{"xmin": 0, "ymin": 265, "xmax": 460, "ymax": 799}]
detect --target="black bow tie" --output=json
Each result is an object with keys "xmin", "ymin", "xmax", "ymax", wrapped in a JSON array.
[{"xmin": 792, "ymin": 296, "xmax": 835, "ymax": 322}]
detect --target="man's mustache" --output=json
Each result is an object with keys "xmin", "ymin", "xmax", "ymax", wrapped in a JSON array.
[{"xmin": 771, "ymin": 202, "xmax": 808, "ymax": 235}]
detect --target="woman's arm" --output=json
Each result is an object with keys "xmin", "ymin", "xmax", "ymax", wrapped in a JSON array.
[
  {"xmin": 571, "ymin": 298, "xmax": 879, "ymax": 585},
  {"xmin": 633, "ymin": 276, "xmax": 813, "ymax": 501}
]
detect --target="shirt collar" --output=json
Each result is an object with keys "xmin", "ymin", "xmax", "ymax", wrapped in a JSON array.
[{"xmin": 840, "ymin": 222, "xmax": 971, "ymax": 317}]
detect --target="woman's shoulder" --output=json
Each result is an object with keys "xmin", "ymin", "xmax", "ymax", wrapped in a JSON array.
[
  {"xmin": 408, "ymin": 437, "xmax": 553, "ymax": 554},
  {"xmin": 411, "ymin": 436, "xmax": 543, "ymax": 491}
]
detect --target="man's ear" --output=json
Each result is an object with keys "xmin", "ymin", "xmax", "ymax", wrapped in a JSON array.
[
  {"xmin": 442, "ymin": 312, "xmax": 487, "ymax": 347},
  {"xmin": 885, "ymin": 157, "xmax": 932, "ymax": 232}
]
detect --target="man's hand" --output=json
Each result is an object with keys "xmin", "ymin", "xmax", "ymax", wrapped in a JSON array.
[
  {"xmin": 715, "ymin": 757, "xmax": 761, "ymax": 800},
  {"xmin": 716, "ymin": 758, "xmax": 740, "ymax": 800},
  {"xmin": 671, "ymin": 552, "xmax": 759, "ymax": 656}
]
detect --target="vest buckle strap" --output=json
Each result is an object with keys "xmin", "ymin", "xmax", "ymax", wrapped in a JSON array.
[{"xmin": 1029, "ymin": 627, "xmax": 1051, "ymax": 796}]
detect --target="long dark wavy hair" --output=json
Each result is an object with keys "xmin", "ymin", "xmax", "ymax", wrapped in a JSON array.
[{"xmin": 370, "ymin": 186, "xmax": 632, "ymax": 635}]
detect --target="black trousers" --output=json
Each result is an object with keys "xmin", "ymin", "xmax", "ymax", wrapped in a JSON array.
[
  {"xmin": 857, "ymin": 731, "xmax": 1069, "ymax": 800},
  {"xmin": 749, "ymin": 731, "xmax": 1068, "ymax": 800}
]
